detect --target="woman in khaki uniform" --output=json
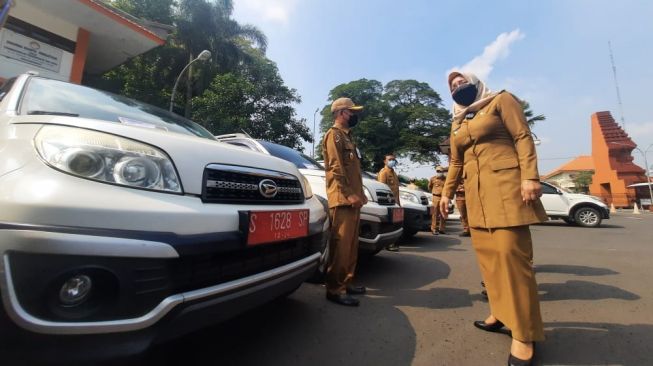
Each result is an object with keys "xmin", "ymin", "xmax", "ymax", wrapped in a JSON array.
[{"xmin": 439, "ymin": 71, "xmax": 547, "ymax": 366}]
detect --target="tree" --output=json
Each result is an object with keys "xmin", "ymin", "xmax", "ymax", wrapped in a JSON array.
[
  {"xmin": 318, "ymin": 79, "xmax": 451, "ymax": 171},
  {"xmin": 572, "ymin": 171, "xmax": 593, "ymax": 193},
  {"xmin": 192, "ymin": 45, "xmax": 312, "ymax": 150},
  {"xmin": 520, "ymin": 100, "xmax": 546, "ymax": 127}
]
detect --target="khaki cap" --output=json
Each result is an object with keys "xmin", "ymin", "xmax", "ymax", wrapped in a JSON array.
[{"xmin": 331, "ymin": 97, "xmax": 364, "ymax": 113}]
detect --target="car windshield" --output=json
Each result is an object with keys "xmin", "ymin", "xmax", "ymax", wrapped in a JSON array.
[
  {"xmin": 21, "ymin": 77, "xmax": 215, "ymax": 140},
  {"xmin": 258, "ymin": 140, "xmax": 324, "ymax": 170}
]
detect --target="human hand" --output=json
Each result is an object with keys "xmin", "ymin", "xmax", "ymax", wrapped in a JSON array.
[
  {"xmin": 439, "ymin": 196, "xmax": 450, "ymax": 219},
  {"xmin": 521, "ymin": 180, "xmax": 542, "ymax": 203},
  {"xmin": 347, "ymin": 194, "xmax": 364, "ymax": 208}
]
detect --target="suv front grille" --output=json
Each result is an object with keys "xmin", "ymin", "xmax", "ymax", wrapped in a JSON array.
[
  {"xmin": 420, "ymin": 196, "xmax": 428, "ymax": 205},
  {"xmin": 376, "ymin": 190, "xmax": 396, "ymax": 206},
  {"xmin": 203, "ymin": 164, "xmax": 304, "ymax": 204}
]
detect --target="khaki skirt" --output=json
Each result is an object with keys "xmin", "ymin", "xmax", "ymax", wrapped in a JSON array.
[{"xmin": 470, "ymin": 225, "xmax": 544, "ymax": 342}]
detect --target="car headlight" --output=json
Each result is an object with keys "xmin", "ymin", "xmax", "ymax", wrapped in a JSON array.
[
  {"xmin": 400, "ymin": 191, "xmax": 420, "ymax": 204},
  {"xmin": 34, "ymin": 125, "xmax": 182, "ymax": 193},
  {"xmin": 363, "ymin": 186, "xmax": 374, "ymax": 202},
  {"xmin": 301, "ymin": 174, "xmax": 313, "ymax": 199}
]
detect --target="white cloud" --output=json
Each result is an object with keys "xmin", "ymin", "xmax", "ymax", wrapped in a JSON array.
[
  {"xmin": 234, "ymin": 0, "xmax": 299, "ymax": 25},
  {"xmin": 448, "ymin": 29, "xmax": 525, "ymax": 81}
]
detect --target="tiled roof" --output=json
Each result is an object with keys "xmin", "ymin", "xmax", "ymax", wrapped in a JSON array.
[{"xmin": 543, "ymin": 155, "xmax": 595, "ymax": 179}]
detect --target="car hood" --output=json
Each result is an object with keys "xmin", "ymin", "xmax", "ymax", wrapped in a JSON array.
[
  {"xmin": 566, "ymin": 193, "xmax": 608, "ymax": 206},
  {"xmin": 299, "ymin": 168, "xmax": 392, "ymax": 201},
  {"xmin": 12, "ymin": 116, "xmax": 302, "ymax": 195}
]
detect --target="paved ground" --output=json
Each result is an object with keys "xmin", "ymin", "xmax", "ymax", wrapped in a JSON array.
[{"xmin": 143, "ymin": 212, "xmax": 653, "ymax": 366}]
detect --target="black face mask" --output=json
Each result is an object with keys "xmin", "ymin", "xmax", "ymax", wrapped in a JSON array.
[
  {"xmin": 452, "ymin": 83, "xmax": 478, "ymax": 107},
  {"xmin": 348, "ymin": 114, "xmax": 359, "ymax": 127}
]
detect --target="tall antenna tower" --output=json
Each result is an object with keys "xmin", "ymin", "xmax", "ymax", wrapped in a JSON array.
[{"xmin": 608, "ymin": 41, "xmax": 626, "ymax": 130}]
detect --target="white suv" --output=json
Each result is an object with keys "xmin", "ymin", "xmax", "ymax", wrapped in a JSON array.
[
  {"xmin": 215, "ymin": 135, "xmax": 404, "ymax": 256},
  {"xmin": 540, "ymin": 181, "xmax": 610, "ymax": 227},
  {"xmin": 398, "ymin": 186, "xmax": 434, "ymax": 237},
  {"xmin": 0, "ymin": 74, "xmax": 328, "ymax": 361}
]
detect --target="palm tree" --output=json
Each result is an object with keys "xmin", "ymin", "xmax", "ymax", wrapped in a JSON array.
[
  {"xmin": 520, "ymin": 101, "xmax": 546, "ymax": 127},
  {"xmin": 175, "ymin": 0, "xmax": 268, "ymax": 116}
]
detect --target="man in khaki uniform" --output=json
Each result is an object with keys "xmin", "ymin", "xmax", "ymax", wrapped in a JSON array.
[
  {"xmin": 377, "ymin": 153, "xmax": 401, "ymax": 252},
  {"xmin": 455, "ymin": 181, "xmax": 470, "ymax": 236},
  {"xmin": 322, "ymin": 97, "xmax": 367, "ymax": 307},
  {"xmin": 428, "ymin": 166, "xmax": 447, "ymax": 235}
]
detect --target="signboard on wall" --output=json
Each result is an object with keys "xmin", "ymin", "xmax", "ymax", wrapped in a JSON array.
[{"xmin": 0, "ymin": 29, "xmax": 62, "ymax": 73}]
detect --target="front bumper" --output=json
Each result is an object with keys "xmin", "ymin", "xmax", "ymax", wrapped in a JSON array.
[
  {"xmin": 358, "ymin": 208, "xmax": 403, "ymax": 253},
  {"xmin": 0, "ymin": 222, "xmax": 326, "ymax": 360},
  {"xmin": 600, "ymin": 207, "xmax": 610, "ymax": 219},
  {"xmin": 403, "ymin": 206, "xmax": 431, "ymax": 232}
]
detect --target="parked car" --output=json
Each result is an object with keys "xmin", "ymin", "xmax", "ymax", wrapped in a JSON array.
[
  {"xmin": 398, "ymin": 186, "xmax": 434, "ymax": 237},
  {"xmin": 540, "ymin": 181, "xmax": 610, "ymax": 227},
  {"xmin": 0, "ymin": 74, "xmax": 329, "ymax": 361},
  {"xmin": 215, "ymin": 135, "xmax": 404, "ymax": 256}
]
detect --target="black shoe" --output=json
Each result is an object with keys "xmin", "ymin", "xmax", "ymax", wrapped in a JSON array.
[
  {"xmin": 326, "ymin": 292, "xmax": 360, "ymax": 306},
  {"xmin": 431, "ymin": 231, "xmax": 439, "ymax": 236},
  {"xmin": 346, "ymin": 285, "xmax": 366, "ymax": 295},
  {"xmin": 473, "ymin": 319, "xmax": 504, "ymax": 333},
  {"xmin": 508, "ymin": 352, "xmax": 533, "ymax": 366},
  {"xmin": 459, "ymin": 231, "xmax": 471, "ymax": 237},
  {"xmin": 438, "ymin": 230, "xmax": 446, "ymax": 234}
]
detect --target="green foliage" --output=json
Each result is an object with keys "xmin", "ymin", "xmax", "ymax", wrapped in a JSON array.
[
  {"xmin": 318, "ymin": 79, "xmax": 452, "ymax": 171},
  {"xmin": 520, "ymin": 100, "xmax": 546, "ymax": 127},
  {"xmin": 192, "ymin": 46, "xmax": 311, "ymax": 150},
  {"xmin": 572, "ymin": 171, "xmax": 593, "ymax": 193},
  {"xmin": 88, "ymin": 0, "xmax": 309, "ymax": 147}
]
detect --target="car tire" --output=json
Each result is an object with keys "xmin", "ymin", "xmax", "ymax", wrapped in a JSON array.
[
  {"xmin": 562, "ymin": 218, "xmax": 576, "ymax": 225},
  {"xmin": 307, "ymin": 244, "xmax": 328, "ymax": 284},
  {"xmin": 402, "ymin": 229, "xmax": 418, "ymax": 238},
  {"xmin": 573, "ymin": 207, "xmax": 602, "ymax": 227}
]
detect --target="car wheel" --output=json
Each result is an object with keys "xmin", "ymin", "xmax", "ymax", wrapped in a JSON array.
[
  {"xmin": 562, "ymin": 218, "xmax": 576, "ymax": 225},
  {"xmin": 307, "ymin": 243, "xmax": 328, "ymax": 284},
  {"xmin": 402, "ymin": 229, "xmax": 418, "ymax": 238},
  {"xmin": 574, "ymin": 207, "xmax": 602, "ymax": 227}
]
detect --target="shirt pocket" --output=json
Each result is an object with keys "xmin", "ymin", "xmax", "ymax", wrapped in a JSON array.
[
  {"xmin": 489, "ymin": 156, "xmax": 519, "ymax": 171},
  {"xmin": 343, "ymin": 142, "xmax": 357, "ymax": 162}
]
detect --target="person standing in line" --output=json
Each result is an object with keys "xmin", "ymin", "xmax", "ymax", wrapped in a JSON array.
[
  {"xmin": 428, "ymin": 166, "xmax": 447, "ymax": 235},
  {"xmin": 455, "ymin": 181, "xmax": 470, "ymax": 237},
  {"xmin": 406, "ymin": 179, "xmax": 419, "ymax": 190},
  {"xmin": 439, "ymin": 71, "xmax": 548, "ymax": 366},
  {"xmin": 322, "ymin": 97, "xmax": 367, "ymax": 307},
  {"xmin": 378, "ymin": 153, "xmax": 401, "ymax": 252}
]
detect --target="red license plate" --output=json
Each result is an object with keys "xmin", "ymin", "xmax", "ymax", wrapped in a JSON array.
[
  {"xmin": 391, "ymin": 208, "xmax": 404, "ymax": 223},
  {"xmin": 246, "ymin": 209, "xmax": 309, "ymax": 246}
]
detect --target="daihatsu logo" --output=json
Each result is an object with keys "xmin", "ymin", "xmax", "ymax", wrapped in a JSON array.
[{"xmin": 259, "ymin": 179, "xmax": 278, "ymax": 198}]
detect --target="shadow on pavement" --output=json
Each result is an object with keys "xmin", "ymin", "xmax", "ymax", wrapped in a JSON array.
[
  {"xmin": 534, "ymin": 264, "xmax": 619, "ymax": 276},
  {"xmin": 538, "ymin": 280, "xmax": 640, "ymax": 301},
  {"xmin": 396, "ymin": 233, "xmax": 465, "ymax": 253},
  {"xmin": 540, "ymin": 322, "xmax": 653, "ymax": 366},
  {"xmin": 535, "ymin": 221, "xmax": 625, "ymax": 229}
]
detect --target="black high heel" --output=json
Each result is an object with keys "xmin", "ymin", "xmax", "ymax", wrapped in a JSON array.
[
  {"xmin": 507, "ymin": 352, "xmax": 533, "ymax": 366},
  {"xmin": 473, "ymin": 319, "xmax": 504, "ymax": 333}
]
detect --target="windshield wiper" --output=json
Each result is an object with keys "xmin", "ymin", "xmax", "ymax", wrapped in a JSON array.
[{"xmin": 26, "ymin": 110, "xmax": 79, "ymax": 117}]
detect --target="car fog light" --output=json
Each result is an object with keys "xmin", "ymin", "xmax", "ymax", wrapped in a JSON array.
[{"xmin": 59, "ymin": 275, "xmax": 92, "ymax": 306}]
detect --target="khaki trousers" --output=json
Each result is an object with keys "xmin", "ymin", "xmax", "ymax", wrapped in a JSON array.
[
  {"xmin": 431, "ymin": 195, "xmax": 446, "ymax": 232},
  {"xmin": 470, "ymin": 225, "xmax": 544, "ymax": 342},
  {"xmin": 456, "ymin": 198, "xmax": 469, "ymax": 232},
  {"xmin": 326, "ymin": 206, "xmax": 361, "ymax": 295}
]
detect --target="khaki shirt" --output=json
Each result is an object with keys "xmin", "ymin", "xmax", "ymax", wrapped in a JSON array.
[
  {"xmin": 377, "ymin": 166, "xmax": 400, "ymax": 205},
  {"xmin": 323, "ymin": 126, "xmax": 364, "ymax": 208},
  {"xmin": 442, "ymin": 91, "xmax": 548, "ymax": 228},
  {"xmin": 428, "ymin": 175, "xmax": 446, "ymax": 196}
]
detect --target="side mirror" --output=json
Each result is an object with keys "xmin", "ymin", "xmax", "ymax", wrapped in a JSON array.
[{"xmin": 557, "ymin": 189, "xmax": 563, "ymax": 195}]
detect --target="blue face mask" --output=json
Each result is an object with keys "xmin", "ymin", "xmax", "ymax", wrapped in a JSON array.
[{"xmin": 387, "ymin": 159, "xmax": 397, "ymax": 168}]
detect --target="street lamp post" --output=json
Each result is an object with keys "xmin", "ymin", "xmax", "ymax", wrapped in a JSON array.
[
  {"xmin": 611, "ymin": 142, "xmax": 653, "ymax": 208},
  {"xmin": 312, "ymin": 107, "xmax": 319, "ymax": 158},
  {"xmin": 169, "ymin": 50, "xmax": 212, "ymax": 113}
]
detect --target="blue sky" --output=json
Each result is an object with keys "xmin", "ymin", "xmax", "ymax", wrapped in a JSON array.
[{"xmin": 233, "ymin": 0, "xmax": 653, "ymax": 178}]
